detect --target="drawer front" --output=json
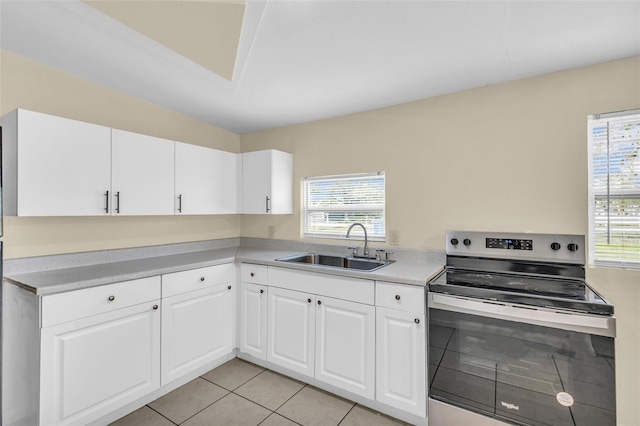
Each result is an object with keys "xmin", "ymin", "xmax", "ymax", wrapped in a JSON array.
[
  {"xmin": 240, "ymin": 263, "xmax": 268, "ymax": 285},
  {"xmin": 268, "ymin": 267, "xmax": 374, "ymax": 305},
  {"xmin": 162, "ymin": 263, "xmax": 234, "ymax": 298},
  {"xmin": 42, "ymin": 276, "xmax": 161, "ymax": 328},
  {"xmin": 375, "ymin": 281, "xmax": 425, "ymax": 313}
]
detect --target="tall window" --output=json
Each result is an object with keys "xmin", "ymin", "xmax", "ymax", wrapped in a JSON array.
[
  {"xmin": 303, "ymin": 172, "xmax": 385, "ymax": 241},
  {"xmin": 588, "ymin": 109, "xmax": 640, "ymax": 268}
]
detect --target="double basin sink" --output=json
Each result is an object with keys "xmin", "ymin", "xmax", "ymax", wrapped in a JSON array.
[{"xmin": 276, "ymin": 253, "xmax": 394, "ymax": 272}]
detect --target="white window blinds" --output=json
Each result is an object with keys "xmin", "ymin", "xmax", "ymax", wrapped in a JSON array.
[
  {"xmin": 588, "ymin": 109, "xmax": 640, "ymax": 268},
  {"xmin": 303, "ymin": 172, "xmax": 385, "ymax": 240}
]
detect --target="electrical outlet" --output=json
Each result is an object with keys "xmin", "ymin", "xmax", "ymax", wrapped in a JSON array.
[
  {"xmin": 390, "ymin": 230, "xmax": 400, "ymax": 246},
  {"xmin": 268, "ymin": 225, "xmax": 275, "ymax": 239}
]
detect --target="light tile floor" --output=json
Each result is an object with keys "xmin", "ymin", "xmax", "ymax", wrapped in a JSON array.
[{"xmin": 110, "ymin": 358, "xmax": 410, "ymax": 426}]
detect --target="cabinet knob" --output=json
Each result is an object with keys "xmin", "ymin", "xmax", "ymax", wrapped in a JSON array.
[
  {"xmin": 317, "ymin": 300, "xmax": 322, "ymax": 305},
  {"xmin": 227, "ymin": 285, "xmax": 232, "ymax": 290},
  {"xmin": 414, "ymin": 318, "xmax": 420, "ymax": 324},
  {"xmin": 108, "ymin": 295, "xmax": 115, "ymax": 302},
  {"xmin": 250, "ymin": 272, "xmax": 255, "ymax": 277},
  {"xmin": 200, "ymin": 277, "xmax": 205, "ymax": 282},
  {"xmin": 395, "ymin": 295, "xmax": 401, "ymax": 301},
  {"xmin": 153, "ymin": 305, "xmax": 159, "ymax": 310},
  {"xmin": 307, "ymin": 298, "xmax": 312, "ymax": 303},
  {"xmin": 260, "ymin": 289, "xmax": 264, "ymax": 294}
]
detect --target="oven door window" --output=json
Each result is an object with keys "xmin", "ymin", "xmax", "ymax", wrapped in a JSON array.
[{"xmin": 428, "ymin": 309, "xmax": 615, "ymax": 426}]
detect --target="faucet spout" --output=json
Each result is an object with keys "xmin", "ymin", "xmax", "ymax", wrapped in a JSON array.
[{"xmin": 346, "ymin": 223, "xmax": 369, "ymax": 257}]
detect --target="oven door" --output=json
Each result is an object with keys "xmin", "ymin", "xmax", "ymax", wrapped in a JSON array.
[{"xmin": 428, "ymin": 292, "xmax": 616, "ymax": 426}]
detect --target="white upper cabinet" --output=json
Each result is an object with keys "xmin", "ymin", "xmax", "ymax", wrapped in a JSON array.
[
  {"xmin": 111, "ymin": 129, "xmax": 175, "ymax": 216},
  {"xmin": 175, "ymin": 142, "xmax": 238, "ymax": 215},
  {"xmin": 241, "ymin": 149, "xmax": 292, "ymax": 214},
  {"xmin": 2, "ymin": 109, "xmax": 111, "ymax": 216}
]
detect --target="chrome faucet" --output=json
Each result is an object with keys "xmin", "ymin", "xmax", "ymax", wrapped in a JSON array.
[{"xmin": 346, "ymin": 222, "xmax": 370, "ymax": 258}]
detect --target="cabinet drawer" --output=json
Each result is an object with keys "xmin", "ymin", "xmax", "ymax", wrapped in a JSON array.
[
  {"xmin": 42, "ymin": 276, "xmax": 161, "ymax": 328},
  {"xmin": 375, "ymin": 281, "xmax": 425, "ymax": 313},
  {"xmin": 162, "ymin": 263, "xmax": 234, "ymax": 298},
  {"xmin": 240, "ymin": 263, "xmax": 268, "ymax": 285}
]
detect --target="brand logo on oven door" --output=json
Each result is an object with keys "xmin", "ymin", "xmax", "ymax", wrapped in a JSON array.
[{"xmin": 501, "ymin": 401, "xmax": 520, "ymax": 411}]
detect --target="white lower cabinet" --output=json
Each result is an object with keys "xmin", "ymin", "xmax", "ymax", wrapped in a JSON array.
[
  {"xmin": 40, "ymin": 301, "xmax": 161, "ymax": 426},
  {"xmin": 267, "ymin": 286, "xmax": 316, "ymax": 377},
  {"xmin": 239, "ymin": 282, "xmax": 268, "ymax": 360},
  {"xmin": 375, "ymin": 282, "xmax": 426, "ymax": 417},
  {"xmin": 263, "ymin": 268, "xmax": 375, "ymax": 400},
  {"xmin": 161, "ymin": 283, "xmax": 235, "ymax": 385},
  {"xmin": 315, "ymin": 296, "xmax": 375, "ymax": 399}
]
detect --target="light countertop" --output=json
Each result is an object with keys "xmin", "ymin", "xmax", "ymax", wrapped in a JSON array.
[{"xmin": 4, "ymin": 241, "xmax": 444, "ymax": 296}]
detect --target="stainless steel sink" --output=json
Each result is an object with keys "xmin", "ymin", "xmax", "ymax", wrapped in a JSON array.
[{"xmin": 276, "ymin": 253, "xmax": 394, "ymax": 272}]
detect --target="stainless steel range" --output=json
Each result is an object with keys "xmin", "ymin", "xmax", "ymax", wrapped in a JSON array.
[{"xmin": 427, "ymin": 231, "xmax": 615, "ymax": 426}]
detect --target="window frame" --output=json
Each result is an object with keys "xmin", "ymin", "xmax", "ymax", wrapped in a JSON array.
[
  {"xmin": 587, "ymin": 109, "xmax": 640, "ymax": 269},
  {"xmin": 303, "ymin": 172, "xmax": 386, "ymax": 242}
]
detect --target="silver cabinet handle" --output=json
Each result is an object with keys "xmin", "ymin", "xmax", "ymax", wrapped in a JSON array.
[
  {"xmin": 104, "ymin": 190, "xmax": 109, "ymax": 213},
  {"xmin": 307, "ymin": 298, "xmax": 312, "ymax": 303},
  {"xmin": 414, "ymin": 318, "xmax": 420, "ymax": 324},
  {"xmin": 317, "ymin": 300, "xmax": 322, "ymax": 305},
  {"xmin": 266, "ymin": 196, "xmax": 270, "ymax": 213},
  {"xmin": 115, "ymin": 191, "xmax": 120, "ymax": 214},
  {"xmin": 178, "ymin": 194, "xmax": 182, "ymax": 213},
  {"xmin": 250, "ymin": 272, "xmax": 255, "ymax": 277},
  {"xmin": 108, "ymin": 295, "xmax": 115, "ymax": 302},
  {"xmin": 260, "ymin": 289, "xmax": 264, "ymax": 294},
  {"xmin": 395, "ymin": 295, "xmax": 401, "ymax": 301},
  {"xmin": 228, "ymin": 285, "xmax": 232, "ymax": 290},
  {"xmin": 200, "ymin": 277, "xmax": 205, "ymax": 282},
  {"xmin": 153, "ymin": 305, "xmax": 159, "ymax": 310}
]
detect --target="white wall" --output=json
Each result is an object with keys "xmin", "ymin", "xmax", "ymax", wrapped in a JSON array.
[{"xmin": 240, "ymin": 56, "xmax": 640, "ymax": 426}]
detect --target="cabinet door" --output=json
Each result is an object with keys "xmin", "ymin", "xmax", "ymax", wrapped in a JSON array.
[
  {"xmin": 239, "ymin": 282, "xmax": 268, "ymax": 360},
  {"xmin": 267, "ymin": 287, "xmax": 315, "ymax": 377},
  {"xmin": 15, "ymin": 109, "xmax": 111, "ymax": 216},
  {"xmin": 161, "ymin": 283, "xmax": 235, "ymax": 385},
  {"xmin": 111, "ymin": 129, "xmax": 174, "ymax": 215},
  {"xmin": 241, "ymin": 150, "xmax": 272, "ymax": 214},
  {"xmin": 315, "ymin": 296, "xmax": 375, "ymax": 399},
  {"xmin": 241, "ymin": 150, "xmax": 292, "ymax": 214},
  {"xmin": 175, "ymin": 142, "xmax": 238, "ymax": 214},
  {"xmin": 40, "ymin": 301, "xmax": 161, "ymax": 426},
  {"xmin": 375, "ymin": 307, "xmax": 426, "ymax": 416}
]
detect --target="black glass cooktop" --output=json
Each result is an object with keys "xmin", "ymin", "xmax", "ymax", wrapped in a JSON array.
[{"xmin": 429, "ymin": 268, "xmax": 614, "ymax": 316}]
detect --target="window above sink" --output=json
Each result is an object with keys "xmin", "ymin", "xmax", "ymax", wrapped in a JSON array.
[{"xmin": 303, "ymin": 172, "xmax": 386, "ymax": 242}]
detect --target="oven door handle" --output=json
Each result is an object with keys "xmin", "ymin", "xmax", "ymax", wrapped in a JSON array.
[{"xmin": 429, "ymin": 292, "xmax": 615, "ymax": 338}]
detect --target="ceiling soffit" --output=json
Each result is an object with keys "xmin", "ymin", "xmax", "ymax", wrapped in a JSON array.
[{"xmin": 84, "ymin": 0, "xmax": 245, "ymax": 81}]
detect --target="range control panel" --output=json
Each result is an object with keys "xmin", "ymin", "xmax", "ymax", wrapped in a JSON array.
[
  {"xmin": 486, "ymin": 238, "xmax": 533, "ymax": 250},
  {"xmin": 446, "ymin": 231, "xmax": 585, "ymax": 264}
]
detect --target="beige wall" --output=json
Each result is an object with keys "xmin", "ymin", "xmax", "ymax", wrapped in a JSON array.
[
  {"xmin": 0, "ymin": 50, "xmax": 242, "ymax": 258},
  {"xmin": 241, "ymin": 57, "xmax": 640, "ymax": 425}
]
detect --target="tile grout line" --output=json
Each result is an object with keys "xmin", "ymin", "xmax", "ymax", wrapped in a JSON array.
[
  {"xmin": 246, "ymin": 382, "xmax": 308, "ymax": 426},
  {"xmin": 145, "ymin": 404, "xmax": 179, "ymax": 426}
]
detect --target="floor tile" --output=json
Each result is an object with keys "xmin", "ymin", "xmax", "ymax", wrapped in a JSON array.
[
  {"xmin": 260, "ymin": 413, "xmax": 301, "ymax": 426},
  {"xmin": 236, "ymin": 370, "xmax": 306, "ymax": 410},
  {"xmin": 339, "ymin": 404, "xmax": 411, "ymax": 426},
  {"xmin": 182, "ymin": 393, "xmax": 271, "ymax": 426},
  {"xmin": 276, "ymin": 386, "xmax": 354, "ymax": 426},
  {"xmin": 202, "ymin": 358, "xmax": 265, "ymax": 390},
  {"xmin": 148, "ymin": 377, "xmax": 228, "ymax": 424},
  {"xmin": 109, "ymin": 406, "xmax": 174, "ymax": 426}
]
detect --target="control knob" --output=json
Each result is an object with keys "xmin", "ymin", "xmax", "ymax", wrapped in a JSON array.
[
  {"xmin": 463, "ymin": 239, "xmax": 471, "ymax": 246},
  {"xmin": 567, "ymin": 243, "xmax": 579, "ymax": 252},
  {"xmin": 550, "ymin": 242, "xmax": 561, "ymax": 251},
  {"xmin": 450, "ymin": 238, "xmax": 459, "ymax": 246}
]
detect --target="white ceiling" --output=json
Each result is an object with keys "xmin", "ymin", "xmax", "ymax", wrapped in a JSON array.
[{"xmin": 2, "ymin": 1, "xmax": 640, "ymax": 134}]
